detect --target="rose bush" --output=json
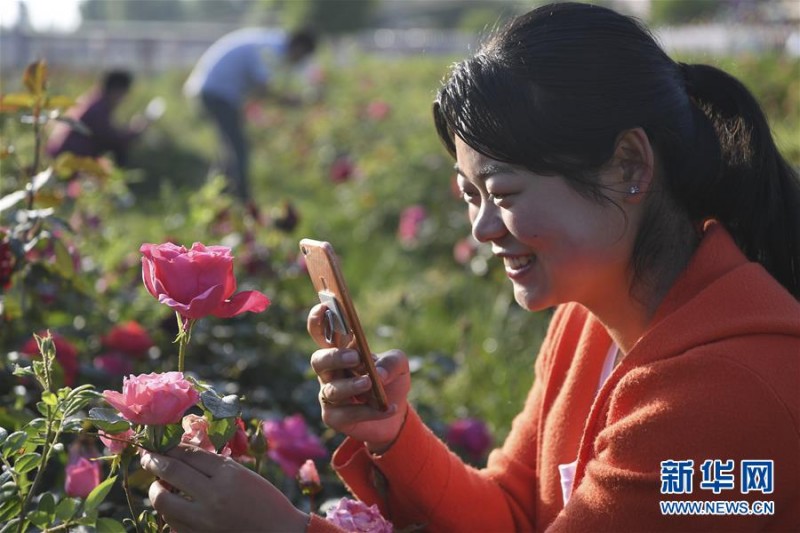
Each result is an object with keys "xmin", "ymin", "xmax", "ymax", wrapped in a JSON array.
[
  {"xmin": 263, "ymin": 414, "xmax": 327, "ymax": 476},
  {"xmin": 445, "ymin": 417, "xmax": 492, "ymax": 462},
  {"xmin": 20, "ymin": 331, "xmax": 79, "ymax": 387},
  {"xmin": 99, "ymin": 428, "xmax": 135, "ymax": 455},
  {"xmin": 64, "ymin": 457, "xmax": 102, "ymax": 499},
  {"xmin": 140, "ymin": 242, "xmax": 270, "ymax": 320},
  {"xmin": 102, "ymin": 371, "xmax": 200, "ymax": 426},
  {"xmin": 101, "ymin": 321, "xmax": 154, "ymax": 358}
]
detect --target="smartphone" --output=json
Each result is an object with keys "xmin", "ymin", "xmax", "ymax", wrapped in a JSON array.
[{"xmin": 299, "ymin": 239, "xmax": 389, "ymax": 411}]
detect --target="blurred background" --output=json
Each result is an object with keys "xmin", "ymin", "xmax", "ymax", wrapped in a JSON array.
[{"xmin": 1, "ymin": 0, "xmax": 798, "ymax": 512}]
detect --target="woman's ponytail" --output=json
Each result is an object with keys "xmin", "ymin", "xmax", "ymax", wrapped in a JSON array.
[{"xmin": 675, "ymin": 63, "xmax": 800, "ymax": 298}]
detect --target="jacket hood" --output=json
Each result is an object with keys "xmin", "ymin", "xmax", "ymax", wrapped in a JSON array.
[{"xmin": 626, "ymin": 221, "xmax": 800, "ymax": 368}]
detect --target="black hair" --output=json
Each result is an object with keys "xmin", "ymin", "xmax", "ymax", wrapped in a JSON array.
[
  {"xmin": 102, "ymin": 70, "xmax": 133, "ymax": 93},
  {"xmin": 288, "ymin": 28, "xmax": 318, "ymax": 57},
  {"xmin": 433, "ymin": 2, "xmax": 800, "ymax": 299}
]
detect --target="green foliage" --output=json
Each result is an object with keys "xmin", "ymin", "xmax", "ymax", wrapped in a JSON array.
[
  {"xmin": 263, "ymin": 0, "xmax": 379, "ymax": 34},
  {"xmin": 1, "ymin": 333, "xmax": 109, "ymax": 532},
  {"xmin": 650, "ymin": 0, "xmax": 725, "ymax": 25},
  {"xmin": 0, "ymin": 48, "xmax": 797, "ymax": 529}
]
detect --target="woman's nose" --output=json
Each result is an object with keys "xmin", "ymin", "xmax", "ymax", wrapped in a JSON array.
[{"xmin": 471, "ymin": 203, "xmax": 506, "ymax": 243}]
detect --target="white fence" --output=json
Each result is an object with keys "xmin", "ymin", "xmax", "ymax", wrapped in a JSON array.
[{"xmin": 0, "ymin": 21, "xmax": 796, "ymax": 76}]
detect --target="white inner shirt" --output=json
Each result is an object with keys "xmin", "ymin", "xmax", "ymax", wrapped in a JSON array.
[{"xmin": 558, "ymin": 342, "xmax": 619, "ymax": 505}]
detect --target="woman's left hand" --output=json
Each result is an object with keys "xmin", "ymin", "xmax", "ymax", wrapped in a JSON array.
[{"xmin": 141, "ymin": 444, "xmax": 309, "ymax": 533}]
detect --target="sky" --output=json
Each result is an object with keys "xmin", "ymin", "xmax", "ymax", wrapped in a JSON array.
[{"xmin": 0, "ymin": 0, "xmax": 82, "ymax": 32}]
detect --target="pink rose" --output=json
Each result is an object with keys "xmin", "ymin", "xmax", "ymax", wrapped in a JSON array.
[
  {"xmin": 103, "ymin": 372, "xmax": 199, "ymax": 426},
  {"xmin": 226, "ymin": 418, "xmax": 250, "ymax": 459},
  {"xmin": 263, "ymin": 414, "xmax": 326, "ymax": 477},
  {"xmin": 102, "ymin": 321, "xmax": 153, "ymax": 358},
  {"xmin": 453, "ymin": 237, "xmax": 479, "ymax": 266},
  {"xmin": 0, "ymin": 230, "xmax": 15, "ymax": 290},
  {"xmin": 93, "ymin": 352, "xmax": 134, "ymax": 376},
  {"xmin": 64, "ymin": 457, "xmax": 101, "ymax": 498},
  {"xmin": 21, "ymin": 332, "xmax": 79, "ymax": 387},
  {"xmin": 140, "ymin": 242, "xmax": 270, "ymax": 320},
  {"xmin": 325, "ymin": 498, "xmax": 393, "ymax": 533},
  {"xmin": 99, "ymin": 428, "xmax": 135, "ymax": 455},
  {"xmin": 181, "ymin": 415, "xmax": 250, "ymax": 458},
  {"xmin": 397, "ymin": 205, "xmax": 426, "ymax": 245},
  {"xmin": 181, "ymin": 414, "xmax": 216, "ymax": 453},
  {"xmin": 297, "ymin": 459, "xmax": 322, "ymax": 495},
  {"xmin": 329, "ymin": 156, "xmax": 355, "ymax": 184},
  {"xmin": 365, "ymin": 100, "xmax": 391, "ymax": 121},
  {"xmin": 445, "ymin": 417, "xmax": 492, "ymax": 461}
]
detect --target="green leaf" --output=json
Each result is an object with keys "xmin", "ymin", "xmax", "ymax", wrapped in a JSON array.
[
  {"xmin": 137, "ymin": 510, "xmax": 160, "ymax": 533},
  {"xmin": 0, "ymin": 481, "xmax": 18, "ymax": 501},
  {"xmin": 54, "ymin": 496, "xmax": 79, "ymax": 521},
  {"xmin": 207, "ymin": 417, "xmax": 237, "ymax": 452},
  {"xmin": 0, "ymin": 518, "xmax": 20, "ymax": 533},
  {"xmin": 52, "ymin": 238, "xmax": 75, "ymax": 280},
  {"xmin": 74, "ymin": 508, "xmax": 98, "ymax": 526},
  {"xmin": 88, "ymin": 408, "xmax": 131, "ymax": 434},
  {"xmin": 11, "ymin": 365, "xmax": 34, "ymax": 378},
  {"xmin": 96, "ymin": 517, "xmax": 127, "ymax": 533},
  {"xmin": 36, "ymin": 401, "xmax": 54, "ymax": 417},
  {"xmin": 24, "ymin": 418, "xmax": 47, "ymax": 436},
  {"xmin": 61, "ymin": 419, "xmax": 84, "ymax": 433},
  {"xmin": 157, "ymin": 423, "xmax": 183, "ymax": 453},
  {"xmin": 41, "ymin": 391, "xmax": 57, "ymax": 406},
  {"xmin": 0, "ymin": 427, "xmax": 7, "ymax": 445},
  {"xmin": 66, "ymin": 384, "xmax": 98, "ymax": 401},
  {"xmin": 63, "ymin": 391, "xmax": 97, "ymax": 417},
  {"xmin": 37, "ymin": 490, "xmax": 56, "ymax": 516},
  {"xmin": 28, "ymin": 509, "xmax": 51, "ymax": 528},
  {"xmin": 201, "ymin": 391, "xmax": 241, "ymax": 419},
  {"xmin": 0, "ymin": 431, "xmax": 27, "ymax": 458},
  {"xmin": 14, "ymin": 452, "xmax": 41, "ymax": 474},
  {"xmin": 0, "ymin": 495, "xmax": 21, "ymax": 523},
  {"xmin": 84, "ymin": 475, "xmax": 116, "ymax": 512}
]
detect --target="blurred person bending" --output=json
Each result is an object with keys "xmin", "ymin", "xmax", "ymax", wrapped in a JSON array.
[
  {"xmin": 47, "ymin": 70, "xmax": 147, "ymax": 167},
  {"xmin": 184, "ymin": 27, "xmax": 317, "ymax": 205}
]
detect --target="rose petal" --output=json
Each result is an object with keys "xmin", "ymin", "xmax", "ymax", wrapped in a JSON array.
[{"xmin": 212, "ymin": 290, "xmax": 270, "ymax": 318}]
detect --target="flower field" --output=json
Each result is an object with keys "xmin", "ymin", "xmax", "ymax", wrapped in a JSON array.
[{"xmin": 1, "ymin": 50, "xmax": 797, "ymax": 530}]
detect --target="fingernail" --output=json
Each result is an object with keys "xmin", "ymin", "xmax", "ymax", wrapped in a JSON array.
[
  {"xmin": 377, "ymin": 367, "xmax": 389, "ymax": 381},
  {"xmin": 355, "ymin": 376, "xmax": 371, "ymax": 388},
  {"xmin": 342, "ymin": 350, "xmax": 359, "ymax": 364}
]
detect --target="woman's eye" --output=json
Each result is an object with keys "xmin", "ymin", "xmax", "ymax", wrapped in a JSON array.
[
  {"xmin": 489, "ymin": 192, "xmax": 511, "ymax": 203},
  {"xmin": 461, "ymin": 191, "xmax": 479, "ymax": 204}
]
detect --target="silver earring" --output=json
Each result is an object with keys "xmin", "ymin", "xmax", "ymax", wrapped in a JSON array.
[{"xmin": 629, "ymin": 185, "xmax": 640, "ymax": 195}]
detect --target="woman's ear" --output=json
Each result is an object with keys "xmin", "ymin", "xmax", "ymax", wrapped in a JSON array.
[{"xmin": 612, "ymin": 127, "xmax": 655, "ymax": 204}]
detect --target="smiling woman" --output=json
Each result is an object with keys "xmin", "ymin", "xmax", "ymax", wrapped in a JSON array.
[{"xmin": 140, "ymin": 2, "xmax": 800, "ymax": 532}]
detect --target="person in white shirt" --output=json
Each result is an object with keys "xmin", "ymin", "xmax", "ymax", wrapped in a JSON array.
[{"xmin": 185, "ymin": 28, "xmax": 317, "ymax": 204}]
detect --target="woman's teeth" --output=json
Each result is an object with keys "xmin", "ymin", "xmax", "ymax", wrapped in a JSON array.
[{"xmin": 504, "ymin": 255, "xmax": 534, "ymax": 270}]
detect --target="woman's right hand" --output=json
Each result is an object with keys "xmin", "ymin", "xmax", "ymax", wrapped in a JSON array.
[{"xmin": 308, "ymin": 304, "xmax": 411, "ymax": 453}]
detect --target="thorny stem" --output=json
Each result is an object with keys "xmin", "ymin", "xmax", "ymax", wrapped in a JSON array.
[
  {"xmin": 27, "ymin": 105, "xmax": 42, "ymax": 210},
  {"xmin": 17, "ymin": 417, "xmax": 54, "ymax": 533},
  {"xmin": 122, "ymin": 455, "xmax": 141, "ymax": 533},
  {"xmin": 175, "ymin": 313, "xmax": 194, "ymax": 373},
  {"xmin": 17, "ymin": 342, "xmax": 56, "ymax": 533},
  {"xmin": 42, "ymin": 522, "xmax": 75, "ymax": 533}
]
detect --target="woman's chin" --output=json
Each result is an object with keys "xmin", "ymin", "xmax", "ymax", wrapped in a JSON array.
[{"xmin": 513, "ymin": 286, "xmax": 551, "ymax": 312}]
